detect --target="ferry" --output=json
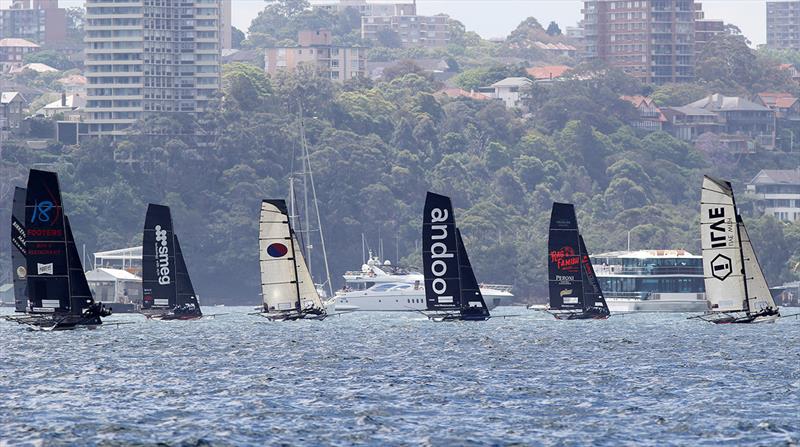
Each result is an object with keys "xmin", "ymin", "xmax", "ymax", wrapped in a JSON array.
[
  {"xmin": 590, "ymin": 250, "xmax": 709, "ymax": 312},
  {"xmin": 335, "ymin": 255, "xmax": 514, "ymax": 311}
]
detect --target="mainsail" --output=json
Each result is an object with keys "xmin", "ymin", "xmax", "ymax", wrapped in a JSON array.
[
  {"xmin": 174, "ymin": 235, "xmax": 201, "ymax": 312},
  {"xmin": 579, "ymin": 235, "xmax": 609, "ymax": 314},
  {"xmin": 25, "ymin": 169, "xmax": 85, "ymax": 315},
  {"xmin": 259, "ymin": 199, "xmax": 324, "ymax": 313},
  {"xmin": 11, "ymin": 186, "xmax": 27, "ymax": 312},
  {"xmin": 422, "ymin": 192, "xmax": 461, "ymax": 311},
  {"xmin": 700, "ymin": 176, "xmax": 747, "ymax": 312},
  {"xmin": 547, "ymin": 203, "xmax": 584, "ymax": 311},
  {"xmin": 142, "ymin": 204, "xmax": 178, "ymax": 310}
]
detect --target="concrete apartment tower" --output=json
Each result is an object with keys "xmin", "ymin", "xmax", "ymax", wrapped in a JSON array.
[
  {"xmin": 582, "ymin": 0, "xmax": 699, "ymax": 84},
  {"xmin": 83, "ymin": 0, "xmax": 222, "ymax": 139},
  {"xmin": 0, "ymin": 0, "xmax": 67, "ymax": 45},
  {"xmin": 767, "ymin": 1, "xmax": 800, "ymax": 50}
]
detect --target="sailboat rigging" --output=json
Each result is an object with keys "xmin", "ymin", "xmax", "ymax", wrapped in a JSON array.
[
  {"xmin": 11, "ymin": 186, "xmax": 27, "ymax": 313},
  {"xmin": 4, "ymin": 169, "xmax": 111, "ymax": 330},
  {"xmin": 545, "ymin": 202, "xmax": 610, "ymax": 320},
  {"xmin": 141, "ymin": 204, "xmax": 203, "ymax": 320},
  {"xmin": 696, "ymin": 176, "xmax": 780, "ymax": 324},
  {"xmin": 258, "ymin": 199, "xmax": 327, "ymax": 321},
  {"xmin": 421, "ymin": 192, "xmax": 490, "ymax": 322}
]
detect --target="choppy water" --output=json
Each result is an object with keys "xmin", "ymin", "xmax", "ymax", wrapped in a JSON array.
[{"xmin": 0, "ymin": 307, "xmax": 798, "ymax": 446}]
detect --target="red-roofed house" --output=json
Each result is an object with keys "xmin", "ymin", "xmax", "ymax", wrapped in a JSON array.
[
  {"xmin": 526, "ymin": 65, "xmax": 572, "ymax": 82},
  {"xmin": 621, "ymin": 95, "xmax": 666, "ymax": 132},
  {"xmin": 778, "ymin": 64, "xmax": 800, "ymax": 81},
  {"xmin": 756, "ymin": 92, "xmax": 800, "ymax": 120}
]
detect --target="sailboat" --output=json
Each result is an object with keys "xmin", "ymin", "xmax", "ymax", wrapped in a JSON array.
[
  {"xmin": 258, "ymin": 199, "xmax": 327, "ymax": 321},
  {"xmin": 545, "ymin": 202, "xmax": 610, "ymax": 320},
  {"xmin": 7, "ymin": 169, "xmax": 111, "ymax": 330},
  {"xmin": 421, "ymin": 192, "xmax": 490, "ymax": 322},
  {"xmin": 697, "ymin": 176, "xmax": 780, "ymax": 324},
  {"xmin": 141, "ymin": 204, "xmax": 203, "ymax": 320},
  {"xmin": 11, "ymin": 186, "xmax": 27, "ymax": 313}
]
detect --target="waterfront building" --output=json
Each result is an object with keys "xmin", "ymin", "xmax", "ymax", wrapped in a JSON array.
[
  {"xmin": 0, "ymin": 91, "xmax": 27, "ymax": 136},
  {"xmin": 83, "ymin": 0, "xmax": 222, "ymax": 139},
  {"xmin": 746, "ymin": 169, "xmax": 800, "ymax": 222},
  {"xmin": 264, "ymin": 30, "xmax": 366, "ymax": 82},
  {"xmin": 0, "ymin": 0, "xmax": 67, "ymax": 45}
]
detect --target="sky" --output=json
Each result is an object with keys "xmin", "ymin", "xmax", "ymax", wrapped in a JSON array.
[{"xmin": 26, "ymin": 0, "xmax": 769, "ymax": 46}]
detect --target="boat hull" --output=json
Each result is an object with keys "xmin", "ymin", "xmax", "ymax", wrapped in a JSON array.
[
  {"xmin": 258, "ymin": 311, "xmax": 327, "ymax": 321},
  {"xmin": 696, "ymin": 310, "xmax": 781, "ymax": 324}
]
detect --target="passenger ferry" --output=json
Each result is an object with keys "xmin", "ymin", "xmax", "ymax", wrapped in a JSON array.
[
  {"xmin": 335, "ymin": 255, "xmax": 514, "ymax": 311},
  {"xmin": 590, "ymin": 250, "xmax": 709, "ymax": 312}
]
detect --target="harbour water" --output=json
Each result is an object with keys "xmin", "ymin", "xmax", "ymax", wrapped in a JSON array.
[{"xmin": 0, "ymin": 307, "xmax": 798, "ymax": 446}]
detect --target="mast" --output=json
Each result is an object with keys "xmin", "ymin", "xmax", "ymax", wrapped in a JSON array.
[
  {"xmin": 288, "ymin": 225, "xmax": 303, "ymax": 312},
  {"xmin": 731, "ymin": 194, "xmax": 751, "ymax": 314}
]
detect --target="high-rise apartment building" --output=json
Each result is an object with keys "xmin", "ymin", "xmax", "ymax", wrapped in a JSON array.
[
  {"xmin": 83, "ymin": 0, "xmax": 222, "ymax": 139},
  {"xmin": 767, "ymin": 1, "xmax": 800, "ymax": 50},
  {"xmin": 0, "ymin": 0, "xmax": 67, "ymax": 45},
  {"xmin": 582, "ymin": 0, "xmax": 698, "ymax": 84}
]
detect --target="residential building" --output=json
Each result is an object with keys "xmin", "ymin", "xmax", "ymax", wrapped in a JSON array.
[
  {"xmin": 757, "ymin": 92, "xmax": 800, "ymax": 120},
  {"xmin": 1, "ymin": 91, "xmax": 27, "ymax": 135},
  {"xmin": 532, "ymin": 41, "xmax": 578, "ymax": 58},
  {"xmin": 582, "ymin": 0, "xmax": 712, "ymax": 84},
  {"xmin": 56, "ymin": 74, "xmax": 88, "ymax": 95},
  {"xmin": 661, "ymin": 105, "xmax": 721, "ymax": 140},
  {"xmin": 746, "ymin": 169, "xmax": 800, "ymax": 221},
  {"xmin": 484, "ymin": 77, "xmax": 533, "ymax": 109},
  {"xmin": 0, "ymin": 0, "xmax": 67, "ymax": 45},
  {"xmin": 695, "ymin": 19, "xmax": 724, "ymax": 53},
  {"xmin": 778, "ymin": 63, "xmax": 800, "ymax": 81},
  {"xmin": 526, "ymin": 65, "xmax": 572, "ymax": 82},
  {"xmin": 0, "ymin": 37, "xmax": 39, "ymax": 72},
  {"xmin": 9, "ymin": 62, "xmax": 58, "ymax": 74},
  {"xmin": 264, "ymin": 30, "xmax": 366, "ymax": 82},
  {"xmin": 37, "ymin": 93, "xmax": 85, "ymax": 119},
  {"xmin": 767, "ymin": 1, "xmax": 800, "ymax": 50},
  {"xmin": 315, "ymin": 0, "xmax": 416, "ymax": 17},
  {"xmin": 688, "ymin": 94, "xmax": 776, "ymax": 147},
  {"xmin": 220, "ymin": 0, "xmax": 232, "ymax": 50},
  {"xmin": 83, "ymin": 0, "xmax": 223, "ymax": 139},
  {"xmin": 361, "ymin": 4, "xmax": 450, "ymax": 49},
  {"xmin": 621, "ymin": 95, "xmax": 666, "ymax": 132}
]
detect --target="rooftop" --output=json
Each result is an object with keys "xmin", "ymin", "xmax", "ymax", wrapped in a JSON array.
[
  {"xmin": 0, "ymin": 38, "xmax": 39, "ymax": 48},
  {"xmin": 526, "ymin": 65, "xmax": 572, "ymax": 80},
  {"xmin": 1, "ymin": 91, "xmax": 22, "ymax": 104},
  {"xmin": 491, "ymin": 77, "xmax": 534, "ymax": 88},
  {"xmin": 688, "ymin": 93, "xmax": 771, "ymax": 112},
  {"xmin": 748, "ymin": 169, "xmax": 800, "ymax": 186}
]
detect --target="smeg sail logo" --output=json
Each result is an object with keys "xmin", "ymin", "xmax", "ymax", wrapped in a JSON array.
[
  {"xmin": 710, "ymin": 254, "xmax": 732, "ymax": 281},
  {"xmin": 154, "ymin": 225, "xmax": 171, "ymax": 285}
]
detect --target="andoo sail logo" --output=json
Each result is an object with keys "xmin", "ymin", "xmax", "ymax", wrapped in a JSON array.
[
  {"xmin": 429, "ymin": 207, "xmax": 454, "ymax": 302},
  {"xmin": 550, "ymin": 247, "xmax": 579, "ymax": 272},
  {"xmin": 154, "ymin": 225, "xmax": 171, "ymax": 285}
]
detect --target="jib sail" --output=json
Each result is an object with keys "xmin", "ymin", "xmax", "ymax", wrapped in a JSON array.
[
  {"xmin": 456, "ymin": 228, "xmax": 489, "ymax": 318},
  {"xmin": 260, "ymin": 200, "xmax": 305, "ymax": 312},
  {"xmin": 142, "ymin": 204, "xmax": 178, "ymax": 309},
  {"xmin": 738, "ymin": 218, "xmax": 777, "ymax": 313},
  {"xmin": 65, "ymin": 216, "xmax": 95, "ymax": 314},
  {"xmin": 174, "ymin": 235, "xmax": 201, "ymax": 313},
  {"xmin": 423, "ymin": 192, "xmax": 461, "ymax": 311},
  {"xmin": 579, "ymin": 235, "xmax": 609, "ymax": 315},
  {"xmin": 548, "ymin": 203, "xmax": 584, "ymax": 311},
  {"xmin": 11, "ymin": 186, "xmax": 27, "ymax": 312},
  {"xmin": 25, "ymin": 169, "xmax": 70, "ymax": 314}
]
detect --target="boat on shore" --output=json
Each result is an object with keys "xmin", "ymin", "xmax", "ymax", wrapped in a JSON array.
[
  {"xmin": 140, "ymin": 204, "xmax": 203, "ymax": 320},
  {"xmin": 543, "ymin": 202, "xmax": 610, "ymax": 320},
  {"xmin": 696, "ymin": 176, "xmax": 780, "ymax": 324}
]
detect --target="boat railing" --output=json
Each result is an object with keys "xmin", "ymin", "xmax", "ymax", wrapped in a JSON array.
[
  {"xmin": 480, "ymin": 284, "xmax": 513, "ymax": 293},
  {"xmin": 594, "ymin": 265, "xmax": 703, "ymax": 276}
]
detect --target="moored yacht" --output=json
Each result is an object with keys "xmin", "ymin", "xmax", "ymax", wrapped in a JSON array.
[{"xmin": 335, "ymin": 253, "xmax": 513, "ymax": 311}]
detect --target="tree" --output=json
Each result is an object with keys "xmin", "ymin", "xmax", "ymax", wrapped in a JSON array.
[
  {"xmin": 231, "ymin": 26, "xmax": 246, "ymax": 48},
  {"xmin": 23, "ymin": 50, "xmax": 75, "ymax": 70},
  {"xmin": 546, "ymin": 21, "xmax": 562, "ymax": 36}
]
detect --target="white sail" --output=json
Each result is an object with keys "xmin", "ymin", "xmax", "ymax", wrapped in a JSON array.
[
  {"xmin": 738, "ymin": 220, "xmax": 777, "ymax": 312},
  {"xmin": 259, "ymin": 200, "xmax": 300, "ymax": 312},
  {"xmin": 293, "ymin": 237, "xmax": 324, "ymax": 311},
  {"xmin": 700, "ymin": 176, "xmax": 747, "ymax": 312}
]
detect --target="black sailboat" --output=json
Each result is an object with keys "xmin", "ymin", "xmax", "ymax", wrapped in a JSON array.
[
  {"xmin": 10, "ymin": 169, "xmax": 110, "ymax": 329},
  {"xmin": 11, "ymin": 186, "xmax": 27, "ymax": 313},
  {"xmin": 141, "ymin": 204, "xmax": 202, "ymax": 320},
  {"xmin": 422, "ymin": 192, "xmax": 490, "ymax": 322},
  {"xmin": 546, "ymin": 202, "xmax": 610, "ymax": 320}
]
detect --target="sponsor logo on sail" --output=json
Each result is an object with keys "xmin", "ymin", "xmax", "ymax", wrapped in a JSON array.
[
  {"xmin": 37, "ymin": 263, "xmax": 53, "ymax": 275},
  {"xmin": 267, "ymin": 243, "xmax": 289, "ymax": 258},
  {"xmin": 550, "ymin": 246, "xmax": 580, "ymax": 272},
  {"xmin": 16, "ymin": 266, "xmax": 26, "ymax": 279},
  {"xmin": 154, "ymin": 225, "xmax": 171, "ymax": 285},
  {"xmin": 707, "ymin": 207, "xmax": 734, "ymax": 248},
  {"xmin": 710, "ymin": 254, "xmax": 732, "ymax": 281},
  {"xmin": 560, "ymin": 289, "xmax": 573, "ymax": 297},
  {"xmin": 30, "ymin": 200, "xmax": 54, "ymax": 224},
  {"xmin": 429, "ymin": 206, "xmax": 454, "ymax": 304},
  {"xmin": 555, "ymin": 274, "xmax": 574, "ymax": 284},
  {"xmin": 563, "ymin": 297, "xmax": 579, "ymax": 304}
]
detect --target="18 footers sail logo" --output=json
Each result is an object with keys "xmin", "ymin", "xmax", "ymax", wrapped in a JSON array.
[{"xmin": 154, "ymin": 225, "xmax": 171, "ymax": 285}]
